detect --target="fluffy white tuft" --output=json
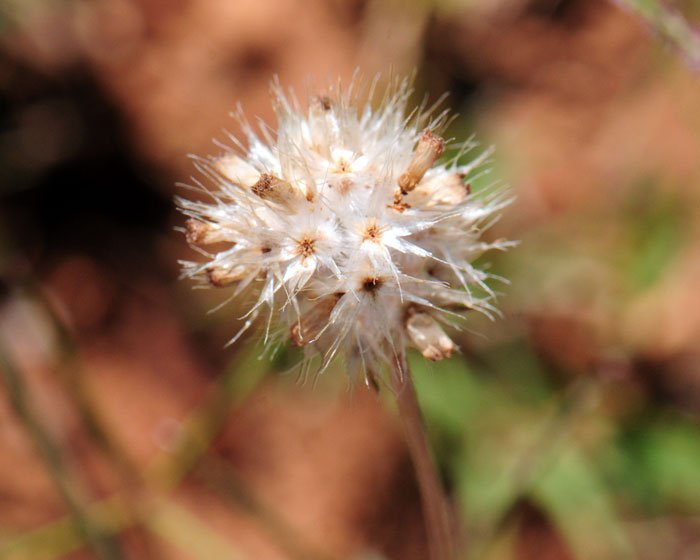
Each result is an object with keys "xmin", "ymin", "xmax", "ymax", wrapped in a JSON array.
[{"xmin": 178, "ymin": 75, "xmax": 514, "ymax": 385}]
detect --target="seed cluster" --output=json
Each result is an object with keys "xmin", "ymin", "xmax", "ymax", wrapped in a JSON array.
[{"xmin": 178, "ymin": 77, "xmax": 512, "ymax": 383}]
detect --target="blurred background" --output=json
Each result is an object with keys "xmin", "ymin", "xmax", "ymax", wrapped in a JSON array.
[{"xmin": 0, "ymin": 0, "xmax": 699, "ymax": 559}]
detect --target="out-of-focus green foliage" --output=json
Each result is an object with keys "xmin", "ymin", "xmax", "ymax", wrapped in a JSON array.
[
  {"xmin": 621, "ymin": 182, "xmax": 686, "ymax": 290},
  {"xmin": 411, "ymin": 342, "xmax": 700, "ymax": 559}
]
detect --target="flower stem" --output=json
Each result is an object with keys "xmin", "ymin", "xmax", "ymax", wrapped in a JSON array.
[{"xmin": 390, "ymin": 357, "xmax": 454, "ymax": 560}]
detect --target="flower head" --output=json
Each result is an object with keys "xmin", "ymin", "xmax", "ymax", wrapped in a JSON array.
[{"xmin": 178, "ymin": 76, "xmax": 513, "ymax": 383}]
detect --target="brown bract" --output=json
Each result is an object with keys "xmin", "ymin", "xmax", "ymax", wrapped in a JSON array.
[{"xmin": 397, "ymin": 129, "xmax": 445, "ymax": 195}]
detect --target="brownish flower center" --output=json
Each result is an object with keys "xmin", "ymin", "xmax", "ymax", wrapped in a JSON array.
[
  {"xmin": 298, "ymin": 237, "xmax": 315, "ymax": 257},
  {"xmin": 362, "ymin": 276, "xmax": 383, "ymax": 293},
  {"xmin": 363, "ymin": 223, "xmax": 381, "ymax": 241}
]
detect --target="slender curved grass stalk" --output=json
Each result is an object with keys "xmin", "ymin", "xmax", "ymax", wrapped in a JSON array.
[{"xmin": 0, "ymin": 339, "xmax": 123, "ymax": 560}]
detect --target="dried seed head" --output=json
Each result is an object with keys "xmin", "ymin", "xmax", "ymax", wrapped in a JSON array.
[
  {"xmin": 185, "ymin": 219, "xmax": 209, "ymax": 244},
  {"xmin": 214, "ymin": 153, "xmax": 260, "ymax": 188},
  {"xmin": 406, "ymin": 171, "xmax": 471, "ymax": 207},
  {"xmin": 178, "ymin": 75, "xmax": 513, "ymax": 378},
  {"xmin": 206, "ymin": 265, "xmax": 251, "ymax": 287},
  {"xmin": 406, "ymin": 310, "xmax": 455, "ymax": 361},
  {"xmin": 185, "ymin": 219, "xmax": 229, "ymax": 244},
  {"xmin": 252, "ymin": 173, "xmax": 301, "ymax": 205},
  {"xmin": 397, "ymin": 129, "xmax": 445, "ymax": 195}
]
